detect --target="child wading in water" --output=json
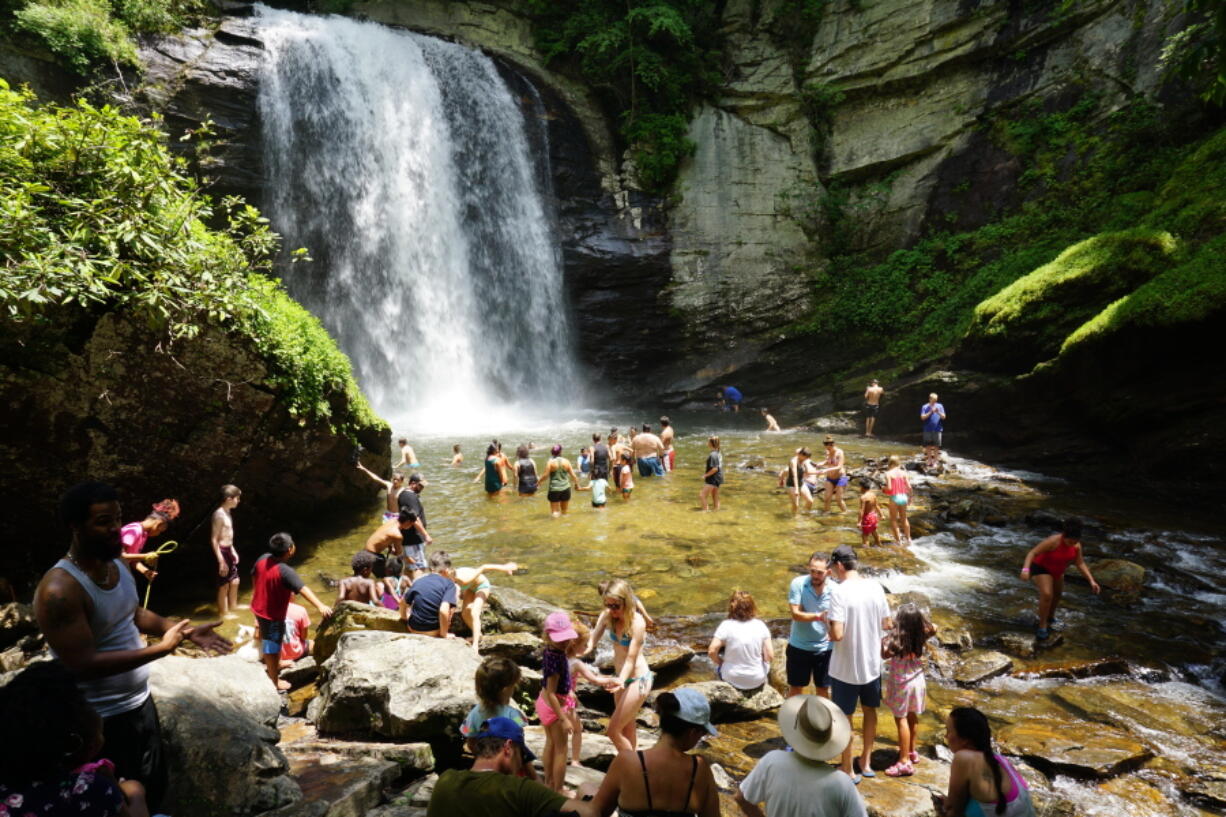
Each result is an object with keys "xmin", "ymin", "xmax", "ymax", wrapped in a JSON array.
[
  {"xmin": 883, "ymin": 456, "xmax": 912, "ymax": 546},
  {"xmin": 700, "ymin": 435, "xmax": 723, "ymax": 510},
  {"xmin": 859, "ymin": 486, "xmax": 882, "ymax": 547},
  {"xmin": 538, "ymin": 612, "xmax": 581, "ymax": 791},
  {"xmin": 212, "ymin": 484, "xmax": 242, "ymax": 618},
  {"xmin": 618, "ymin": 451, "xmax": 635, "ymax": 501},
  {"xmin": 882, "ymin": 602, "xmax": 937, "ymax": 777}
]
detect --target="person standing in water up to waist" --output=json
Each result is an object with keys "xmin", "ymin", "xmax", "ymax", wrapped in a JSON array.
[
  {"xmin": 633, "ymin": 423, "xmax": 666, "ymax": 477},
  {"xmin": 864, "ymin": 379, "xmax": 883, "ymax": 437},
  {"xmin": 1020, "ymin": 517, "xmax": 1099, "ymax": 641},
  {"xmin": 543, "ymin": 444, "xmax": 579, "ymax": 517},
  {"xmin": 700, "ymin": 436, "xmax": 723, "ymax": 511},
  {"xmin": 396, "ymin": 437, "xmax": 419, "ymax": 470},
  {"xmin": 659, "ymin": 416, "xmax": 676, "ymax": 472},
  {"xmin": 921, "ymin": 394, "xmax": 946, "ymax": 470}
]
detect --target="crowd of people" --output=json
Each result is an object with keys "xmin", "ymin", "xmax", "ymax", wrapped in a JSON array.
[{"xmin": 2, "ymin": 391, "xmax": 1107, "ymax": 817}]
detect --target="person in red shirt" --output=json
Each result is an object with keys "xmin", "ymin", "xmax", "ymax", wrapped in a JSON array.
[
  {"xmin": 1020, "ymin": 518, "xmax": 1100, "ymax": 640},
  {"xmin": 251, "ymin": 533, "xmax": 332, "ymax": 689},
  {"xmin": 280, "ymin": 601, "xmax": 313, "ymax": 664}
]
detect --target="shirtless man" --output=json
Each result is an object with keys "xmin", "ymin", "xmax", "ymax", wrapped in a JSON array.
[
  {"xmin": 659, "ymin": 416, "xmax": 676, "ymax": 472},
  {"xmin": 864, "ymin": 380, "xmax": 884, "ymax": 437},
  {"xmin": 337, "ymin": 550, "xmax": 380, "ymax": 605},
  {"xmin": 633, "ymin": 423, "xmax": 666, "ymax": 477},
  {"xmin": 762, "ymin": 408, "xmax": 782, "ymax": 432},
  {"xmin": 364, "ymin": 510, "xmax": 427, "ymax": 578},
  {"xmin": 815, "ymin": 436, "xmax": 849, "ymax": 513},
  {"xmin": 396, "ymin": 437, "xmax": 419, "ymax": 471},
  {"xmin": 355, "ymin": 462, "xmax": 411, "ymax": 521}
]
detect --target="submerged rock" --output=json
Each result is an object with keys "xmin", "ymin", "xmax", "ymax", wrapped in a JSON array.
[
  {"xmin": 995, "ymin": 721, "xmax": 1151, "ymax": 778},
  {"xmin": 1015, "ymin": 657, "xmax": 1130, "ymax": 680},
  {"xmin": 313, "ymin": 601, "xmax": 405, "ymax": 663},
  {"xmin": 998, "ymin": 630, "xmax": 1064, "ymax": 659},
  {"xmin": 315, "ymin": 631, "xmax": 481, "ymax": 740},
  {"xmin": 149, "ymin": 655, "xmax": 300, "ymax": 816},
  {"xmin": 659, "ymin": 680, "xmax": 784, "ymax": 722}
]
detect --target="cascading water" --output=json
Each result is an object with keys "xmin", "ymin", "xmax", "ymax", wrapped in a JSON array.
[{"xmin": 255, "ymin": 6, "xmax": 579, "ymax": 432}]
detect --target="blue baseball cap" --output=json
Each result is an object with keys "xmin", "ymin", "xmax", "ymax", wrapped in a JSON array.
[{"xmin": 474, "ymin": 717, "xmax": 536, "ymax": 761}]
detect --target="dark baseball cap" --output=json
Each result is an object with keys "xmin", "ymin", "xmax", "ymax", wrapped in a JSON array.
[
  {"xmin": 474, "ymin": 717, "xmax": 536, "ymax": 760},
  {"xmin": 830, "ymin": 545, "xmax": 857, "ymax": 566},
  {"xmin": 408, "ymin": 473, "xmax": 426, "ymax": 485}
]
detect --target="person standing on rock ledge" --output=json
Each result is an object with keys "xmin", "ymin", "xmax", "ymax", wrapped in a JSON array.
[
  {"xmin": 827, "ymin": 545, "xmax": 892, "ymax": 784},
  {"xmin": 864, "ymin": 379, "xmax": 883, "ymax": 437},
  {"xmin": 1020, "ymin": 517, "xmax": 1100, "ymax": 641},
  {"xmin": 34, "ymin": 482, "xmax": 233, "ymax": 809},
  {"xmin": 427, "ymin": 716, "xmax": 598, "ymax": 817},
  {"xmin": 921, "ymin": 393, "xmax": 946, "ymax": 470}
]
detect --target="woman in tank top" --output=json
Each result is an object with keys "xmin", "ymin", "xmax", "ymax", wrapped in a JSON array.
[
  {"xmin": 542, "ymin": 444, "xmax": 578, "ymax": 517},
  {"xmin": 1019, "ymin": 517, "xmax": 1100, "ymax": 640},
  {"xmin": 514, "ymin": 444, "xmax": 539, "ymax": 496},
  {"xmin": 936, "ymin": 707, "xmax": 1035, "ymax": 817},
  {"xmin": 590, "ymin": 689, "xmax": 720, "ymax": 817}
]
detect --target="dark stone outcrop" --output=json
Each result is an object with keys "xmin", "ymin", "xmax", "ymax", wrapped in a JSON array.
[{"xmin": 0, "ymin": 313, "xmax": 387, "ymax": 595}]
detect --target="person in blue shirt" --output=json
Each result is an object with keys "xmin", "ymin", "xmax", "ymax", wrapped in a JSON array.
[
  {"xmin": 716, "ymin": 385, "xmax": 743, "ymax": 412},
  {"xmin": 920, "ymin": 393, "xmax": 947, "ymax": 470},
  {"xmin": 786, "ymin": 553, "xmax": 835, "ymax": 698}
]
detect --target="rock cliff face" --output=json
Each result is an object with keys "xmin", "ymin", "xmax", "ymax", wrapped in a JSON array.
[{"xmin": 0, "ymin": 313, "xmax": 388, "ymax": 595}]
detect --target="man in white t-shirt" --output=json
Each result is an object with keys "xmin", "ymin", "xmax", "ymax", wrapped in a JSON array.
[
  {"xmin": 736, "ymin": 694, "xmax": 866, "ymax": 817},
  {"xmin": 827, "ymin": 545, "xmax": 892, "ymax": 782}
]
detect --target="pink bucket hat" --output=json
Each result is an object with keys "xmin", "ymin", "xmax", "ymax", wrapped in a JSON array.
[{"xmin": 544, "ymin": 611, "xmax": 578, "ymax": 642}]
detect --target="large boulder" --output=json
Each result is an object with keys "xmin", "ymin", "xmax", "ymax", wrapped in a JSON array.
[
  {"xmin": 313, "ymin": 601, "xmax": 406, "ymax": 663},
  {"xmin": 658, "ymin": 680, "xmax": 784, "ymax": 722},
  {"xmin": 478, "ymin": 632, "xmax": 545, "ymax": 666},
  {"xmin": 1077, "ymin": 559, "xmax": 1145, "ymax": 604},
  {"xmin": 149, "ymin": 655, "xmax": 300, "ymax": 817},
  {"xmin": 597, "ymin": 642, "xmax": 695, "ymax": 674},
  {"xmin": 485, "ymin": 587, "xmax": 558, "ymax": 634},
  {"xmin": 315, "ymin": 631, "xmax": 481, "ymax": 740}
]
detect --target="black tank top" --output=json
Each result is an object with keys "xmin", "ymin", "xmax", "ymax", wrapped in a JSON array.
[{"xmin": 592, "ymin": 443, "xmax": 610, "ymax": 478}]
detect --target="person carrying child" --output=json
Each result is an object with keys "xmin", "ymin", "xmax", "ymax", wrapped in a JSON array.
[
  {"xmin": 252, "ymin": 533, "xmax": 333, "ymax": 690},
  {"xmin": 883, "ymin": 456, "xmax": 912, "ymax": 546},
  {"xmin": 859, "ymin": 486, "xmax": 882, "ymax": 547},
  {"xmin": 537, "ymin": 612, "xmax": 581, "ymax": 792},
  {"xmin": 0, "ymin": 661, "xmax": 150, "ymax": 817},
  {"xmin": 337, "ymin": 551, "xmax": 381, "ymax": 605},
  {"xmin": 881, "ymin": 602, "xmax": 937, "ymax": 777}
]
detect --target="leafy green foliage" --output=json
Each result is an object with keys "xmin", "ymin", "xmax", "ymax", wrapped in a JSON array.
[
  {"xmin": 793, "ymin": 94, "xmax": 1221, "ymax": 372},
  {"xmin": 1160, "ymin": 0, "xmax": 1226, "ymax": 105},
  {"xmin": 527, "ymin": 0, "xmax": 722, "ymax": 191},
  {"xmin": 0, "ymin": 82, "xmax": 382, "ymax": 436},
  {"xmin": 6, "ymin": 0, "xmax": 208, "ymax": 73}
]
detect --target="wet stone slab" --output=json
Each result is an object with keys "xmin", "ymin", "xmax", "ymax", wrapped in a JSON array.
[{"xmin": 995, "ymin": 720, "xmax": 1152, "ymax": 778}]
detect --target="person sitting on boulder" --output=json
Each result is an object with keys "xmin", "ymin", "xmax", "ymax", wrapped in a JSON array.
[
  {"xmin": 427, "ymin": 717, "xmax": 598, "ymax": 817},
  {"xmin": 1019, "ymin": 517, "xmax": 1100, "ymax": 641},
  {"xmin": 401, "ymin": 550, "xmax": 459, "ymax": 638},
  {"xmin": 252, "ymin": 532, "xmax": 333, "ymax": 690}
]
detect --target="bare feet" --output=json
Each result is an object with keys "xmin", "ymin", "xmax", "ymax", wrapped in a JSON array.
[{"xmin": 276, "ymin": 679, "xmax": 291, "ymax": 691}]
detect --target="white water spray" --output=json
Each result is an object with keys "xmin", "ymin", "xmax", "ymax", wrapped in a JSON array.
[{"xmin": 256, "ymin": 7, "xmax": 578, "ymax": 433}]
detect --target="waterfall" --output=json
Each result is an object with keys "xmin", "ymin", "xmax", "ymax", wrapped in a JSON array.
[{"xmin": 255, "ymin": 6, "xmax": 579, "ymax": 432}]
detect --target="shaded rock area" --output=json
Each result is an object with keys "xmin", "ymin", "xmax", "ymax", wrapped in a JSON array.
[
  {"xmin": 149, "ymin": 655, "xmax": 300, "ymax": 817},
  {"xmin": 0, "ymin": 312, "xmax": 388, "ymax": 596}
]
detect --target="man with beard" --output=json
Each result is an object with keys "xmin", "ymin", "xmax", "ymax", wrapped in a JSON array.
[{"xmin": 33, "ymin": 482, "xmax": 232, "ymax": 809}]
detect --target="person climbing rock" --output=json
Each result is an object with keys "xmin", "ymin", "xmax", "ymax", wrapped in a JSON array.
[{"xmin": 1020, "ymin": 517, "xmax": 1100, "ymax": 640}]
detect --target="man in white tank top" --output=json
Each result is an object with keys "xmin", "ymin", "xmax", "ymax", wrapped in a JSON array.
[{"xmin": 34, "ymin": 482, "xmax": 232, "ymax": 809}]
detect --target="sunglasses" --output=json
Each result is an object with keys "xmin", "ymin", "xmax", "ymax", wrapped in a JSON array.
[{"xmin": 605, "ymin": 601, "xmax": 623, "ymax": 610}]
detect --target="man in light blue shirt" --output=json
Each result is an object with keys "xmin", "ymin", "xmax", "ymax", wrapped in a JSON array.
[{"xmin": 786, "ymin": 552, "xmax": 834, "ymax": 698}]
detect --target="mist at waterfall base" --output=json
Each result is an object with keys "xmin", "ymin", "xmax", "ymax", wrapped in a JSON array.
[{"xmin": 256, "ymin": 7, "xmax": 582, "ymax": 435}]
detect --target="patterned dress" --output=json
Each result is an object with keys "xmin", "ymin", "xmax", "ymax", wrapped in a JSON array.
[
  {"xmin": 0, "ymin": 768, "xmax": 123, "ymax": 817},
  {"xmin": 883, "ymin": 653, "xmax": 926, "ymax": 718}
]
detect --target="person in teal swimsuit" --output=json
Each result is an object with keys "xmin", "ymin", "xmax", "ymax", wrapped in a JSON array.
[{"xmin": 474, "ymin": 444, "xmax": 506, "ymax": 497}]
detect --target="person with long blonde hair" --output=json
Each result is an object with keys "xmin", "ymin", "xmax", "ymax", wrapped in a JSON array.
[{"xmin": 588, "ymin": 579, "xmax": 652, "ymax": 751}]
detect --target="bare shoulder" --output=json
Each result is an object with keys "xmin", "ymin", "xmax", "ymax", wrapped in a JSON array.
[{"xmin": 35, "ymin": 568, "xmax": 85, "ymax": 625}]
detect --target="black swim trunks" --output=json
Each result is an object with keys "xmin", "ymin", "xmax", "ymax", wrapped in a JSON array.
[
  {"xmin": 864, "ymin": 403, "xmax": 879, "ymax": 417},
  {"xmin": 547, "ymin": 489, "xmax": 571, "ymax": 503}
]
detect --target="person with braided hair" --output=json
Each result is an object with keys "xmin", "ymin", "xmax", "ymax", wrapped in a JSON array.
[{"xmin": 935, "ymin": 707, "xmax": 1035, "ymax": 817}]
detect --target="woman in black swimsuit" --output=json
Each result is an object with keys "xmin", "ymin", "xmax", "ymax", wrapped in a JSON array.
[{"xmin": 590, "ymin": 689, "xmax": 720, "ymax": 817}]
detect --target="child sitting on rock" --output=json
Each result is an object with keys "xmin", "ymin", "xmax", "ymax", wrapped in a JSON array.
[
  {"xmin": 380, "ymin": 555, "xmax": 408, "ymax": 610},
  {"xmin": 337, "ymin": 550, "xmax": 381, "ymax": 606}
]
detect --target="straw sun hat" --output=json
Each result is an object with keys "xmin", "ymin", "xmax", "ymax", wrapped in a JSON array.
[{"xmin": 777, "ymin": 694, "xmax": 852, "ymax": 761}]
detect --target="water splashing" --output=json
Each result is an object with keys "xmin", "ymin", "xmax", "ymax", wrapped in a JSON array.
[{"xmin": 256, "ymin": 6, "xmax": 578, "ymax": 433}]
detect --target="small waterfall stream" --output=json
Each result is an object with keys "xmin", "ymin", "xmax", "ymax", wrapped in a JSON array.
[{"xmin": 255, "ymin": 6, "xmax": 578, "ymax": 431}]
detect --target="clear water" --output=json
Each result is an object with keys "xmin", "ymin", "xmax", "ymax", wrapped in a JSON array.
[{"xmin": 255, "ymin": 6, "xmax": 579, "ymax": 432}]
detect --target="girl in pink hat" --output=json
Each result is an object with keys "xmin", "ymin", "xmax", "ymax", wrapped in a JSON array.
[{"xmin": 538, "ymin": 611, "xmax": 581, "ymax": 792}]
